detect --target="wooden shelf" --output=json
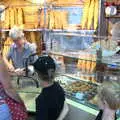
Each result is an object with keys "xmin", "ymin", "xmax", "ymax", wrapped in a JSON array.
[
  {"xmin": 24, "ymin": 29, "xmax": 43, "ymax": 32},
  {"xmin": 47, "ymin": 2, "xmax": 84, "ymax": 7},
  {"xmin": 106, "ymin": 15, "xmax": 120, "ymax": 18},
  {"xmin": 49, "ymin": 29, "xmax": 95, "ymax": 32},
  {"xmin": 49, "ymin": 51, "xmax": 97, "ymax": 62},
  {"xmin": 0, "ymin": 29, "xmax": 43, "ymax": 32},
  {"xmin": 0, "ymin": 29, "xmax": 96, "ymax": 35},
  {"xmin": 1, "ymin": 29, "xmax": 9, "ymax": 32}
]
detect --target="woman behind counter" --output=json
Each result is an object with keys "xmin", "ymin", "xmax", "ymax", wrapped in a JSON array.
[{"xmin": 5, "ymin": 26, "xmax": 37, "ymax": 75}]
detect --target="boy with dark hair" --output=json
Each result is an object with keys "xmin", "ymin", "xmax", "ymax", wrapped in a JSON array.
[{"xmin": 33, "ymin": 55, "xmax": 65, "ymax": 120}]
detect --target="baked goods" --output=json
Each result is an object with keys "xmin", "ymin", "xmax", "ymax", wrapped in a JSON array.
[
  {"xmin": 17, "ymin": 8, "xmax": 24, "ymax": 26},
  {"xmin": 9, "ymin": 8, "xmax": 15, "ymax": 28},
  {"xmin": 35, "ymin": 32, "xmax": 42, "ymax": 54},
  {"xmin": 48, "ymin": 10, "xmax": 68, "ymax": 29},
  {"xmin": 23, "ymin": 6, "xmax": 39, "ymax": 29},
  {"xmin": 14, "ymin": 8, "xmax": 18, "ymax": 25},
  {"xmin": 77, "ymin": 54, "xmax": 96, "ymax": 72},
  {"xmin": 49, "ymin": 11, "xmax": 54, "ymax": 29},
  {"xmin": 4, "ymin": 8, "xmax": 10, "ymax": 29},
  {"xmin": 65, "ymin": 81, "xmax": 97, "ymax": 92},
  {"xmin": 81, "ymin": 0, "xmax": 99, "ymax": 29},
  {"xmin": 3, "ymin": 37, "xmax": 13, "ymax": 56},
  {"xmin": 24, "ymin": 32, "xmax": 42, "ymax": 54},
  {"xmin": 65, "ymin": 81, "xmax": 97, "ymax": 101},
  {"xmin": 81, "ymin": 0, "xmax": 91, "ymax": 29},
  {"xmin": 94, "ymin": 0, "xmax": 99, "ymax": 29},
  {"xmin": 30, "ymin": 32, "xmax": 36, "ymax": 43},
  {"xmin": 87, "ymin": 0, "xmax": 95, "ymax": 29},
  {"xmin": 4, "ymin": 7, "xmax": 24, "ymax": 29}
]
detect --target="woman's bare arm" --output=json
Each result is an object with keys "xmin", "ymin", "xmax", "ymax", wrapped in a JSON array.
[
  {"xmin": 3, "ymin": 55, "xmax": 15, "ymax": 72},
  {"xmin": 0, "ymin": 56, "xmax": 23, "ymax": 103}
]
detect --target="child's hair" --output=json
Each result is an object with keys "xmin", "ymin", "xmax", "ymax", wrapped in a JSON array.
[
  {"xmin": 9, "ymin": 26, "xmax": 24, "ymax": 40},
  {"xmin": 98, "ymin": 80, "xmax": 120, "ymax": 110},
  {"xmin": 33, "ymin": 55, "xmax": 56, "ymax": 82}
]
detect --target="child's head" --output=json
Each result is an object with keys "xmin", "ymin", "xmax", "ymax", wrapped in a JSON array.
[
  {"xmin": 97, "ymin": 80, "xmax": 120, "ymax": 110},
  {"xmin": 33, "ymin": 55, "xmax": 56, "ymax": 83}
]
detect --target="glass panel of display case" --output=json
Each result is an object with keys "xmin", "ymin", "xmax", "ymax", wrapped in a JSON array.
[
  {"xmin": 47, "ymin": 30, "xmax": 95, "ymax": 52},
  {"xmin": 54, "ymin": 73, "xmax": 120, "ymax": 118}
]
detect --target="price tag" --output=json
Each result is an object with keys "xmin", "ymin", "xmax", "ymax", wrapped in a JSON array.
[{"xmin": 75, "ymin": 92, "xmax": 84, "ymax": 100}]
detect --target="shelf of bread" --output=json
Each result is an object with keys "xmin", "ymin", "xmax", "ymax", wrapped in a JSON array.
[
  {"xmin": 1, "ymin": 6, "xmax": 39, "ymax": 29},
  {"xmin": 1, "ymin": 1, "xmax": 99, "ymax": 30},
  {"xmin": 50, "ymin": 51, "xmax": 98, "ymax": 83},
  {"xmin": 1, "ymin": 7, "xmax": 71, "ymax": 30}
]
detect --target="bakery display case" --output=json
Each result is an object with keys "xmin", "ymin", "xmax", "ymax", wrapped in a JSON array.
[
  {"xmin": 45, "ymin": 28, "xmax": 120, "ymax": 120},
  {"xmin": 47, "ymin": 42, "xmax": 120, "ymax": 120},
  {"xmin": 0, "ymin": 0, "xmax": 120, "ymax": 119},
  {"xmin": 17, "ymin": 72, "xmax": 120, "ymax": 120},
  {"xmin": 55, "ymin": 74, "xmax": 98, "ymax": 107},
  {"xmin": 42, "ymin": 2, "xmax": 120, "ymax": 118}
]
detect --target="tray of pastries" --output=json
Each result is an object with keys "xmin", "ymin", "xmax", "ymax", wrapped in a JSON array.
[{"xmin": 65, "ymin": 81, "xmax": 98, "ymax": 101}]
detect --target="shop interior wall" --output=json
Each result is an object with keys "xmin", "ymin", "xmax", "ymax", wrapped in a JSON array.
[{"xmin": 0, "ymin": 0, "xmax": 42, "ymax": 55}]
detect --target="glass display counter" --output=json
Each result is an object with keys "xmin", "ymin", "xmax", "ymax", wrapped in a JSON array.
[
  {"xmin": 17, "ymin": 85, "xmax": 98, "ymax": 120},
  {"xmin": 16, "ymin": 74, "xmax": 120, "ymax": 120},
  {"xmin": 15, "ymin": 31, "xmax": 120, "ymax": 120}
]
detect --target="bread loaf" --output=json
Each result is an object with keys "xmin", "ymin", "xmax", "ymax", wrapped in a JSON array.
[
  {"xmin": 14, "ymin": 8, "xmax": 18, "ymax": 25},
  {"xmin": 9, "ymin": 8, "xmax": 15, "ymax": 28},
  {"xmin": 81, "ymin": 0, "xmax": 91, "ymax": 29},
  {"xmin": 87, "ymin": 0, "xmax": 95, "ymax": 29},
  {"xmin": 94, "ymin": 0, "xmax": 99, "ymax": 29},
  {"xmin": 4, "ymin": 8, "xmax": 10, "ymax": 29},
  {"xmin": 17, "ymin": 8, "xmax": 24, "ymax": 26}
]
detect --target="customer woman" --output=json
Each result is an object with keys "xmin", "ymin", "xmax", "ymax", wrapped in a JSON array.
[
  {"xmin": 0, "ymin": 53, "xmax": 28, "ymax": 120},
  {"xmin": 0, "ymin": 96, "xmax": 12, "ymax": 120}
]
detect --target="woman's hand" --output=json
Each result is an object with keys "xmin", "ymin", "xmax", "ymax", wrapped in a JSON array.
[
  {"xmin": 8, "ymin": 66, "xmax": 15, "ymax": 73},
  {"xmin": 2, "ymin": 55, "xmax": 15, "ymax": 72},
  {"xmin": 14, "ymin": 68, "xmax": 25, "ymax": 76}
]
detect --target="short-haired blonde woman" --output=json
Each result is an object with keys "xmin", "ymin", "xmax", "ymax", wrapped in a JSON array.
[
  {"xmin": 0, "ymin": 54, "xmax": 28, "ymax": 120},
  {"xmin": 95, "ymin": 80, "xmax": 120, "ymax": 120},
  {"xmin": 6, "ymin": 26, "xmax": 37, "ymax": 75}
]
